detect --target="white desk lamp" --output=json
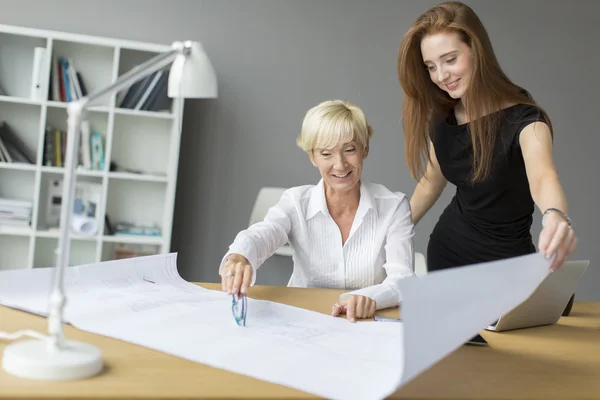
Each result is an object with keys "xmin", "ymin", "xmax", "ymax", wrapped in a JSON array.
[{"xmin": 1, "ymin": 40, "xmax": 217, "ymax": 380}]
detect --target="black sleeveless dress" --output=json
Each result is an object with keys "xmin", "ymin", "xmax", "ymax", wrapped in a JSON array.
[{"xmin": 427, "ymin": 104, "xmax": 549, "ymax": 271}]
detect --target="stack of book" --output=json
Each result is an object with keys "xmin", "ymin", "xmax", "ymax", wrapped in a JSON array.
[
  {"xmin": 116, "ymin": 68, "xmax": 171, "ymax": 112},
  {"xmin": 113, "ymin": 221, "xmax": 162, "ymax": 237},
  {"xmin": 0, "ymin": 121, "xmax": 36, "ymax": 165},
  {"xmin": 0, "ymin": 198, "xmax": 32, "ymax": 228},
  {"xmin": 48, "ymin": 54, "xmax": 170, "ymax": 111},
  {"xmin": 43, "ymin": 121, "xmax": 104, "ymax": 170},
  {"xmin": 49, "ymin": 55, "xmax": 88, "ymax": 102}
]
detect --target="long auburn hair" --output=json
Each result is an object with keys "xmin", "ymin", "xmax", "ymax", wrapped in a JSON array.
[{"xmin": 398, "ymin": 1, "xmax": 552, "ymax": 183}]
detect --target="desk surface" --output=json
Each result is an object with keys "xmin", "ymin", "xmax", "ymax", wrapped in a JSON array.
[{"xmin": 1, "ymin": 283, "xmax": 599, "ymax": 399}]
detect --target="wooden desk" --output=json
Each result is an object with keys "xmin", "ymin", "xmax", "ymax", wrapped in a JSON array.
[{"xmin": 0, "ymin": 283, "xmax": 599, "ymax": 399}]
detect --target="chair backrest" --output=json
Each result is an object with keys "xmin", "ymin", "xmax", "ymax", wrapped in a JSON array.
[
  {"xmin": 249, "ymin": 187, "xmax": 292, "ymax": 258},
  {"xmin": 249, "ymin": 187, "xmax": 287, "ymax": 226},
  {"xmin": 415, "ymin": 252, "xmax": 427, "ymax": 277}
]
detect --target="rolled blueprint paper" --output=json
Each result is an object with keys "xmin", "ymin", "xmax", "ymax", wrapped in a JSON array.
[{"xmin": 71, "ymin": 215, "xmax": 98, "ymax": 236}]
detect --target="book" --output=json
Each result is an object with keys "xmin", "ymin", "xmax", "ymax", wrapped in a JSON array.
[
  {"xmin": 115, "ymin": 67, "xmax": 171, "ymax": 112},
  {"xmin": 119, "ymin": 72, "xmax": 155, "ymax": 109},
  {"xmin": 90, "ymin": 131, "xmax": 104, "ymax": 171},
  {"xmin": 30, "ymin": 47, "xmax": 48, "ymax": 101},
  {"xmin": 0, "ymin": 136, "xmax": 11, "ymax": 162},
  {"xmin": 67, "ymin": 58, "xmax": 82, "ymax": 100},
  {"xmin": 43, "ymin": 125, "xmax": 53, "ymax": 166},
  {"xmin": 134, "ymin": 70, "xmax": 163, "ymax": 110},
  {"xmin": 80, "ymin": 120, "xmax": 92, "ymax": 169},
  {"xmin": 141, "ymin": 72, "xmax": 169, "ymax": 111},
  {"xmin": 0, "ymin": 197, "xmax": 32, "ymax": 227},
  {"xmin": 0, "ymin": 121, "xmax": 35, "ymax": 164}
]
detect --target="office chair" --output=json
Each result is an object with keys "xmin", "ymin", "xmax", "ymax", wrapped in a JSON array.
[
  {"xmin": 249, "ymin": 187, "xmax": 292, "ymax": 257},
  {"xmin": 415, "ymin": 252, "xmax": 427, "ymax": 277}
]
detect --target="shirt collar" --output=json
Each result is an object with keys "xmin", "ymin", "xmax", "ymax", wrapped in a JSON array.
[
  {"xmin": 306, "ymin": 179, "xmax": 377, "ymax": 220},
  {"xmin": 355, "ymin": 181, "xmax": 378, "ymax": 221},
  {"xmin": 306, "ymin": 179, "xmax": 328, "ymax": 220}
]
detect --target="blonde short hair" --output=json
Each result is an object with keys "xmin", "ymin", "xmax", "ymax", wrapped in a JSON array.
[{"xmin": 296, "ymin": 100, "xmax": 373, "ymax": 153}]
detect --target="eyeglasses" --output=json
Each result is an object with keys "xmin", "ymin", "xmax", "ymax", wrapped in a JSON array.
[{"xmin": 231, "ymin": 294, "xmax": 247, "ymax": 326}]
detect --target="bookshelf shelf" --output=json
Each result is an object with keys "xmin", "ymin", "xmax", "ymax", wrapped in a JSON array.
[
  {"xmin": 39, "ymin": 166, "xmax": 106, "ymax": 178},
  {"xmin": 0, "ymin": 162, "xmax": 37, "ymax": 171},
  {"xmin": 0, "ymin": 95, "xmax": 42, "ymax": 106},
  {"xmin": 0, "ymin": 235, "xmax": 30, "ymax": 270},
  {"xmin": 33, "ymin": 236, "xmax": 97, "ymax": 268},
  {"xmin": 109, "ymin": 171, "xmax": 167, "ymax": 183},
  {"xmin": 102, "ymin": 235, "xmax": 163, "ymax": 245},
  {"xmin": 0, "ymin": 23, "xmax": 201, "ymax": 271},
  {"xmin": 35, "ymin": 229, "xmax": 97, "ymax": 241},
  {"xmin": 113, "ymin": 108, "xmax": 174, "ymax": 119},
  {"xmin": 0, "ymin": 225, "xmax": 32, "ymax": 237},
  {"xmin": 0, "ymin": 168, "xmax": 36, "ymax": 202},
  {"xmin": 0, "ymin": 31, "xmax": 48, "ymax": 100},
  {"xmin": 78, "ymin": 169, "xmax": 105, "ymax": 178},
  {"xmin": 46, "ymin": 100, "xmax": 110, "ymax": 113}
]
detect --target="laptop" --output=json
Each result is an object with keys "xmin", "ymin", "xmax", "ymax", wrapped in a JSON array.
[{"xmin": 486, "ymin": 260, "xmax": 589, "ymax": 332}]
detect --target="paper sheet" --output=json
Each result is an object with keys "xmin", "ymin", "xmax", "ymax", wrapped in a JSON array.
[
  {"xmin": 395, "ymin": 252, "xmax": 552, "ymax": 389},
  {"xmin": 0, "ymin": 252, "xmax": 552, "ymax": 399}
]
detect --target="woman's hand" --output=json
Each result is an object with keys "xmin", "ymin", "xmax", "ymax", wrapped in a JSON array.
[
  {"xmin": 538, "ymin": 212, "xmax": 578, "ymax": 271},
  {"xmin": 332, "ymin": 295, "xmax": 377, "ymax": 322},
  {"xmin": 220, "ymin": 254, "xmax": 253, "ymax": 295}
]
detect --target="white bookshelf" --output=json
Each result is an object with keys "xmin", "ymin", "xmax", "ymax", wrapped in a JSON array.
[{"xmin": 0, "ymin": 24, "xmax": 199, "ymax": 271}]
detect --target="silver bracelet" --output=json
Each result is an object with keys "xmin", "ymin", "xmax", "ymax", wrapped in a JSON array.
[{"xmin": 542, "ymin": 208, "xmax": 572, "ymax": 228}]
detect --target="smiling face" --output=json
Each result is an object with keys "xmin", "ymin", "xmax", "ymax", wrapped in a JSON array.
[
  {"xmin": 309, "ymin": 139, "xmax": 366, "ymax": 194},
  {"xmin": 420, "ymin": 30, "xmax": 474, "ymax": 100}
]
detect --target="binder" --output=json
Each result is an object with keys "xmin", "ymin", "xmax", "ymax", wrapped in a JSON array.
[{"xmin": 30, "ymin": 47, "xmax": 47, "ymax": 101}]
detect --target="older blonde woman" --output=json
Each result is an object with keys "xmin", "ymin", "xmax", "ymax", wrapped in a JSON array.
[{"xmin": 219, "ymin": 100, "xmax": 415, "ymax": 321}]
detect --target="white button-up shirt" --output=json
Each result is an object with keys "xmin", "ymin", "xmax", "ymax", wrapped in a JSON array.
[{"xmin": 220, "ymin": 180, "xmax": 415, "ymax": 309}]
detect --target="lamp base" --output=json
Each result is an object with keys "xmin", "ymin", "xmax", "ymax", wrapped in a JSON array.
[{"xmin": 2, "ymin": 339, "xmax": 103, "ymax": 380}]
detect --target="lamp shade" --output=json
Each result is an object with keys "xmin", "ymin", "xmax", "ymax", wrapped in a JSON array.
[{"xmin": 168, "ymin": 41, "xmax": 218, "ymax": 98}]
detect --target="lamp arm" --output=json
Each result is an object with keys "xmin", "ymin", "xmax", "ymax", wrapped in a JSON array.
[{"xmin": 47, "ymin": 44, "xmax": 187, "ymax": 351}]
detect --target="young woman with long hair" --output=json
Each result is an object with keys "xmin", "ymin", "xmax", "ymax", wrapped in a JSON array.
[{"xmin": 397, "ymin": 1, "xmax": 577, "ymax": 274}]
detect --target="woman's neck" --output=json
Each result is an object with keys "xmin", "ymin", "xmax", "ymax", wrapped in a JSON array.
[
  {"xmin": 325, "ymin": 183, "xmax": 360, "ymax": 218},
  {"xmin": 454, "ymin": 100, "xmax": 467, "ymax": 124}
]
